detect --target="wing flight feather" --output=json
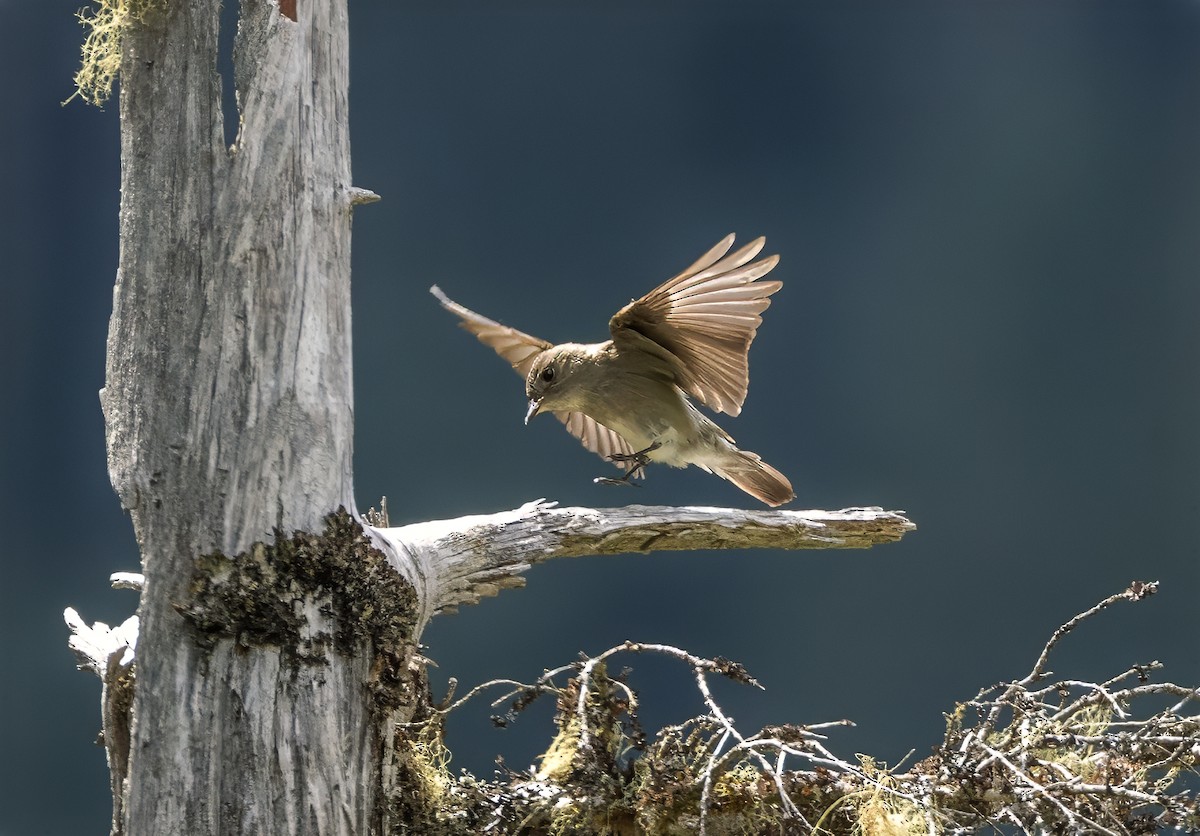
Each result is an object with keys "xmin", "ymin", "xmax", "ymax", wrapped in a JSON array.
[{"xmin": 608, "ymin": 235, "xmax": 782, "ymax": 416}]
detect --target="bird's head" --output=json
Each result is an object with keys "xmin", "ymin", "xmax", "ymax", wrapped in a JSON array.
[{"xmin": 524, "ymin": 344, "xmax": 591, "ymax": 423}]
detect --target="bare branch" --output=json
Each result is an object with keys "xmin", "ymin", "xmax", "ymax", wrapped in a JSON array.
[
  {"xmin": 977, "ymin": 581, "xmax": 1160, "ymax": 742},
  {"xmin": 373, "ymin": 500, "xmax": 915, "ymax": 627},
  {"xmin": 1023, "ymin": 580, "xmax": 1158, "ymax": 687}
]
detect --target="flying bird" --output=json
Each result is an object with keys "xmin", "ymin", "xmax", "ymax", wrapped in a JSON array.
[{"xmin": 431, "ymin": 234, "xmax": 793, "ymax": 507}]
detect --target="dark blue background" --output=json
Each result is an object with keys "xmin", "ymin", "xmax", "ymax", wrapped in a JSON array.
[{"xmin": 4, "ymin": 2, "xmax": 1199, "ymax": 832}]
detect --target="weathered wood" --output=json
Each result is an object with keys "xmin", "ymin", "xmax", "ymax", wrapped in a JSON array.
[
  {"xmin": 379, "ymin": 502, "xmax": 915, "ymax": 628},
  {"xmin": 98, "ymin": 0, "xmax": 388, "ymax": 833},
  {"xmin": 65, "ymin": 607, "xmax": 137, "ymax": 835}
]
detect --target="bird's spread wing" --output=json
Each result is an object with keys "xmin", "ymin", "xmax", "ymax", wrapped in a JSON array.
[
  {"xmin": 608, "ymin": 234, "xmax": 782, "ymax": 416},
  {"xmin": 431, "ymin": 286, "xmax": 637, "ymax": 472},
  {"xmin": 431, "ymin": 284, "xmax": 551, "ymax": 378}
]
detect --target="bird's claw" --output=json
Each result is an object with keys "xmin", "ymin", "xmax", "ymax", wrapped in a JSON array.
[
  {"xmin": 606, "ymin": 441, "xmax": 662, "ymax": 464},
  {"xmin": 596, "ymin": 441, "xmax": 659, "ymax": 487}
]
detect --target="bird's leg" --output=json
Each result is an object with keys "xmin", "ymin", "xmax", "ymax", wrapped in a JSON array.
[
  {"xmin": 607, "ymin": 441, "xmax": 662, "ymax": 465},
  {"xmin": 593, "ymin": 442, "xmax": 661, "ymax": 488}
]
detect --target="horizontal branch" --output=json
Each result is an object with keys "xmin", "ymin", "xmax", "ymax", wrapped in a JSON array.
[{"xmin": 371, "ymin": 501, "xmax": 915, "ymax": 627}]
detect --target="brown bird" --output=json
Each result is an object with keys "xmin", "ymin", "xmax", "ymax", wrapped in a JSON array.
[{"xmin": 431, "ymin": 234, "xmax": 793, "ymax": 507}]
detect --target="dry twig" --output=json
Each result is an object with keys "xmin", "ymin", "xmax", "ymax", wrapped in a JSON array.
[{"xmin": 397, "ymin": 580, "xmax": 1199, "ymax": 834}]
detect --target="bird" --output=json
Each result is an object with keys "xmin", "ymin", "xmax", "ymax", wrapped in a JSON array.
[{"xmin": 430, "ymin": 233, "xmax": 794, "ymax": 507}]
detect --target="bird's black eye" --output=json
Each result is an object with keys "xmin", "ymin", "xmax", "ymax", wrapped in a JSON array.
[{"xmin": 540, "ymin": 366, "xmax": 555, "ymax": 382}]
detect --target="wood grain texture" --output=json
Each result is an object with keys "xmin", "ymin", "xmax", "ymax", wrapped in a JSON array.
[
  {"xmin": 378, "ymin": 502, "xmax": 916, "ymax": 627},
  {"xmin": 99, "ymin": 1, "xmax": 379, "ymax": 832}
]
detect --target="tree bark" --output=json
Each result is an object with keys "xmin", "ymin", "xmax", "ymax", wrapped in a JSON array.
[{"xmin": 99, "ymin": 1, "xmax": 392, "ymax": 832}]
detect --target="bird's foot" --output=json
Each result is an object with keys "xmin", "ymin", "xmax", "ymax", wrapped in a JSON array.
[
  {"xmin": 606, "ymin": 441, "xmax": 662, "ymax": 465},
  {"xmin": 593, "ymin": 475, "xmax": 641, "ymax": 488},
  {"xmin": 597, "ymin": 441, "xmax": 659, "ymax": 486}
]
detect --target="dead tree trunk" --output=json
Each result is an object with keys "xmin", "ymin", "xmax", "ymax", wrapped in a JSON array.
[{"xmin": 98, "ymin": 0, "xmax": 390, "ymax": 832}]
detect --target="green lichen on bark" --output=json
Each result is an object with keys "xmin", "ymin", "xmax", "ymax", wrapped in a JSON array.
[{"xmin": 67, "ymin": 0, "xmax": 166, "ymax": 106}]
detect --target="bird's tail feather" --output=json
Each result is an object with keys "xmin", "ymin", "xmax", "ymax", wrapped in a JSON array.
[{"xmin": 713, "ymin": 449, "xmax": 794, "ymax": 507}]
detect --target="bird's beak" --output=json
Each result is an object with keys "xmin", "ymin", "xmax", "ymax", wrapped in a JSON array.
[{"xmin": 524, "ymin": 398, "xmax": 541, "ymax": 425}]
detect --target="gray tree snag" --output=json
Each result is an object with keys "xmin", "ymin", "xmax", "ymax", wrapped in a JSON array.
[
  {"xmin": 67, "ymin": 2, "xmax": 1200, "ymax": 835},
  {"xmin": 97, "ymin": 0, "xmax": 377, "ymax": 832}
]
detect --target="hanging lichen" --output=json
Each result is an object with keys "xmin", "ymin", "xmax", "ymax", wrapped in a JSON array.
[{"xmin": 67, "ymin": 0, "xmax": 166, "ymax": 106}]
